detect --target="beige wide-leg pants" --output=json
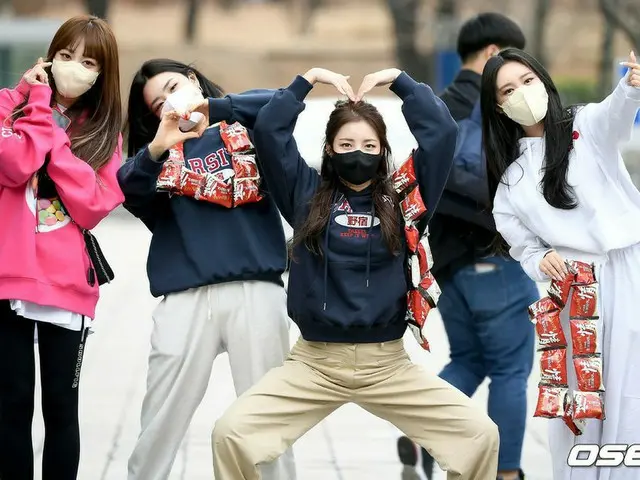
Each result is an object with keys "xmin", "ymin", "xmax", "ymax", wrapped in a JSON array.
[{"xmin": 213, "ymin": 337, "xmax": 499, "ymax": 479}]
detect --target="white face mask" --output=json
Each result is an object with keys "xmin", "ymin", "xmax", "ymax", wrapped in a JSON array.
[
  {"xmin": 499, "ymin": 82, "xmax": 549, "ymax": 126},
  {"xmin": 51, "ymin": 59, "xmax": 100, "ymax": 99},
  {"xmin": 161, "ymin": 83, "xmax": 205, "ymax": 131}
]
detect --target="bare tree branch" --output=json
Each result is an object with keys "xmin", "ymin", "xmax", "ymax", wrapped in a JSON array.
[
  {"xmin": 598, "ymin": 0, "xmax": 640, "ymax": 53},
  {"xmin": 531, "ymin": 0, "xmax": 550, "ymax": 66}
]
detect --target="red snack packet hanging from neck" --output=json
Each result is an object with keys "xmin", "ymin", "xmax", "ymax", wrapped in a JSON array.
[
  {"xmin": 535, "ymin": 310, "xmax": 567, "ymax": 351},
  {"xmin": 540, "ymin": 348, "xmax": 568, "ymax": 385},
  {"xmin": 534, "ymin": 385, "xmax": 567, "ymax": 418}
]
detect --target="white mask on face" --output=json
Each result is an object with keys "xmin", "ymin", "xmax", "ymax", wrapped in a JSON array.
[
  {"xmin": 499, "ymin": 82, "xmax": 549, "ymax": 126},
  {"xmin": 51, "ymin": 59, "xmax": 100, "ymax": 99},
  {"xmin": 160, "ymin": 82, "xmax": 205, "ymax": 131}
]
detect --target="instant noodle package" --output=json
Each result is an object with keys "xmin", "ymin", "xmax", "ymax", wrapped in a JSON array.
[
  {"xmin": 530, "ymin": 260, "xmax": 605, "ymax": 435},
  {"xmin": 156, "ymin": 121, "xmax": 263, "ymax": 207},
  {"xmin": 391, "ymin": 151, "xmax": 438, "ymax": 351}
]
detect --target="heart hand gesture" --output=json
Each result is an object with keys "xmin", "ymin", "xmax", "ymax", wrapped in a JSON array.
[
  {"xmin": 302, "ymin": 68, "xmax": 356, "ymax": 101},
  {"xmin": 622, "ymin": 51, "xmax": 640, "ymax": 88},
  {"xmin": 356, "ymin": 68, "xmax": 402, "ymax": 101}
]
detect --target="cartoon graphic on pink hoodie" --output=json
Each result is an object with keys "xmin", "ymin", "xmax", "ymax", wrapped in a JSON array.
[{"xmin": 0, "ymin": 78, "xmax": 124, "ymax": 319}]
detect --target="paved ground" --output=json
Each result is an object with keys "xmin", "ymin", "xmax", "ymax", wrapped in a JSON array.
[
  {"xmin": 26, "ymin": 211, "xmax": 554, "ymax": 480},
  {"xmin": 24, "ymin": 96, "xmax": 564, "ymax": 480}
]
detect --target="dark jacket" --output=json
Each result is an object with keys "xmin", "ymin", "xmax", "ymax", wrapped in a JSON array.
[
  {"xmin": 117, "ymin": 90, "xmax": 287, "ymax": 298},
  {"xmin": 251, "ymin": 73, "xmax": 457, "ymax": 343},
  {"xmin": 430, "ymin": 69, "xmax": 496, "ymax": 281}
]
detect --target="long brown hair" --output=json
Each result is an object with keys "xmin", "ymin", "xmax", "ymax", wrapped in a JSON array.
[
  {"xmin": 292, "ymin": 100, "xmax": 402, "ymax": 256},
  {"xmin": 10, "ymin": 15, "xmax": 121, "ymax": 171}
]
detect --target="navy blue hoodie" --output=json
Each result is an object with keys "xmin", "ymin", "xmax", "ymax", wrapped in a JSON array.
[
  {"xmin": 252, "ymin": 73, "xmax": 457, "ymax": 343},
  {"xmin": 117, "ymin": 89, "xmax": 286, "ymax": 298}
]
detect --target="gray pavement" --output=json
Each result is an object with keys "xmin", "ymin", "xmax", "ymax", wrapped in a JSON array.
[{"xmin": 29, "ymin": 212, "xmax": 553, "ymax": 480}]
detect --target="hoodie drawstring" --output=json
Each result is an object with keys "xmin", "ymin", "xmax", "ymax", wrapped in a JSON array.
[
  {"xmin": 322, "ymin": 190, "xmax": 338, "ymax": 311},
  {"xmin": 366, "ymin": 201, "xmax": 375, "ymax": 288}
]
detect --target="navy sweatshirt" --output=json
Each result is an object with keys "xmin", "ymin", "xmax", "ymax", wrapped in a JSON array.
[
  {"xmin": 117, "ymin": 89, "xmax": 286, "ymax": 298},
  {"xmin": 252, "ymin": 73, "xmax": 457, "ymax": 343}
]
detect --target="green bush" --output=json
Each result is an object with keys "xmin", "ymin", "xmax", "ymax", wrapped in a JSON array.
[{"xmin": 555, "ymin": 78, "xmax": 601, "ymax": 106}]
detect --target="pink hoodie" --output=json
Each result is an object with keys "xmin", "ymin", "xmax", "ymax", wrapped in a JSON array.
[{"xmin": 0, "ymin": 78, "xmax": 124, "ymax": 319}]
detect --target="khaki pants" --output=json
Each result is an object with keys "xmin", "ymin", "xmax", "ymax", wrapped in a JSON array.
[{"xmin": 213, "ymin": 337, "xmax": 499, "ymax": 479}]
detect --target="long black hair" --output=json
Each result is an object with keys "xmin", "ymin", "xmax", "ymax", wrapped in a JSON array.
[
  {"xmin": 291, "ymin": 100, "xmax": 402, "ymax": 257},
  {"xmin": 481, "ymin": 48, "xmax": 576, "ymax": 218},
  {"xmin": 124, "ymin": 58, "xmax": 225, "ymax": 157}
]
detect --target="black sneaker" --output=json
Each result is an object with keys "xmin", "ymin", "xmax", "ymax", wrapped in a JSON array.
[
  {"xmin": 397, "ymin": 436, "xmax": 421, "ymax": 480},
  {"xmin": 421, "ymin": 447, "xmax": 434, "ymax": 479},
  {"xmin": 497, "ymin": 470, "xmax": 525, "ymax": 480}
]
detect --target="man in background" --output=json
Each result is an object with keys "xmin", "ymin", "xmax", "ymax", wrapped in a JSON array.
[{"xmin": 397, "ymin": 13, "xmax": 538, "ymax": 480}]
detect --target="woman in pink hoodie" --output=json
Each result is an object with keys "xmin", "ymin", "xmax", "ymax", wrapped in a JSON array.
[{"xmin": 0, "ymin": 15, "xmax": 123, "ymax": 480}]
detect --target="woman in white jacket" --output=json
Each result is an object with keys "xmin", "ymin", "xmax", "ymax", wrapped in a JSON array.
[{"xmin": 480, "ymin": 47, "xmax": 640, "ymax": 480}]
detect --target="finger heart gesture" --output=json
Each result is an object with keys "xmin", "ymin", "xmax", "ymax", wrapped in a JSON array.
[
  {"xmin": 622, "ymin": 51, "xmax": 640, "ymax": 88},
  {"xmin": 23, "ymin": 57, "xmax": 52, "ymax": 86}
]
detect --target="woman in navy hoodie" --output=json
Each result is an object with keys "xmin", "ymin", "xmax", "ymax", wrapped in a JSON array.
[
  {"xmin": 211, "ymin": 67, "xmax": 499, "ymax": 479},
  {"xmin": 117, "ymin": 59, "xmax": 295, "ymax": 480}
]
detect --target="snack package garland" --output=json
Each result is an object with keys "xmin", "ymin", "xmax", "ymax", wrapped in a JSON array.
[
  {"xmin": 392, "ymin": 152, "xmax": 438, "ymax": 351},
  {"xmin": 156, "ymin": 121, "xmax": 263, "ymax": 207},
  {"xmin": 530, "ymin": 260, "xmax": 606, "ymax": 432}
]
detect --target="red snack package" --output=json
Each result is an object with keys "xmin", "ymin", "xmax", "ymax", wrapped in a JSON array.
[
  {"xmin": 232, "ymin": 153, "xmax": 260, "ymax": 179},
  {"xmin": 570, "ymin": 319, "xmax": 600, "ymax": 356},
  {"xmin": 179, "ymin": 169, "xmax": 204, "ymax": 198},
  {"xmin": 408, "ymin": 323, "xmax": 430, "ymax": 351},
  {"xmin": 574, "ymin": 355, "xmax": 604, "ymax": 392},
  {"xmin": 534, "ymin": 385, "xmax": 567, "ymax": 418},
  {"xmin": 540, "ymin": 348, "xmax": 568, "ymax": 385},
  {"xmin": 392, "ymin": 154, "xmax": 417, "ymax": 194},
  {"xmin": 418, "ymin": 272, "xmax": 441, "ymax": 307},
  {"xmin": 157, "ymin": 160, "xmax": 182, "ymax": 191},
  {"xmin": 157, "ymin": 144, "xmax": 185, "ymax": 191},
  {"xmin": 528, "ymin": 297, "xmax": 560, "ymax": 321},
  {"xmin": 573, "ymin": 391, "xmax": 605, "ymax": 420},
  {"xmin": 220, "ymin": 121, "xmax": 252, "ymax": 153},
  {"xmin": 548, "ymin": 272, "xmax": 575, "ymax": 307},
  {"xmin": 407, "ymin": 289, "xmax": 431, "ymax": 328},
  {"xmin": 568, "ymin": 260, "xmax": 596, "ymax": 285},
  {"xmin": 562, "ymin": 395, "xmax": 586, "ymax": 436},
  {"xmin": 233, "ymin": 178, "xmax": 263, "ymax": 206},
  {"xmin": 570, "ymin": 284, "xmax": 599, "ymax": 319},
  {"xmin": 199, "ymin": 174, "xmax": 233, "ymax": 208},
  {"xmin": 399, "ymin": 186, "xmax": 427, "ymax": 223},
  {"xmin": 405, "ymin": 225, "xmax": 420, "ymax": 253},
  {"xmin": 417, "ymin": 236, "xmax": 434, "ymax": 272},
  {"xmin": 535, "ymin": 310, "xmax": 567, "ymax": 350}
]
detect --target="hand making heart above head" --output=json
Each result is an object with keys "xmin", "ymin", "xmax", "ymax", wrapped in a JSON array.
[{"xmin": 301, "ymin": 67, "xmax": 404, "ymax": 102}]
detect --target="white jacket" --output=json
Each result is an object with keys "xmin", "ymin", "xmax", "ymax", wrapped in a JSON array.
[{"xmin": 493, "ymin": 78, "xmax": 640, "ymax": 282}]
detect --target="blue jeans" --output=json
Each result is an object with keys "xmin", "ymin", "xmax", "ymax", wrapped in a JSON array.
[{"xmin": 437, "ymin": 256, "xmax": 538, "ymax": 471}]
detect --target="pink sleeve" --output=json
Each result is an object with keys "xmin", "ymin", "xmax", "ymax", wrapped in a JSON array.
[
  {"xmin": 0, "ymin": 84, "xmax": 53, "ymax": 187},
  {"xmin": 47, "ymin": 130, "xmax": 125, "ymax": 230}
]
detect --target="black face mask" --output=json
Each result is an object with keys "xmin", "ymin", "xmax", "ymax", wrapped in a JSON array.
[{"xmin": 330, "ymin": 150, "xmax": 382, "ymax": 186}]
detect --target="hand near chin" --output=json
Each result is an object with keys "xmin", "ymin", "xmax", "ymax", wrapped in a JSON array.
[
  {"xmin": 356, "ymin": 68, "xmax": 402, "ymax": 101},
  {"xmin": 23, "ymin": 57, "xmax": 52, "ymax": 86}
]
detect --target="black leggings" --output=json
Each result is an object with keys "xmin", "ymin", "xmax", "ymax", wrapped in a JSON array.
[{"xmin": 0, "ymin": 300, "xmax": 87, "ymax": 480}]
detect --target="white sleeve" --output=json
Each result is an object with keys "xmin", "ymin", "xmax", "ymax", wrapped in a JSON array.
[
  {"xmin": 578, "ymin": 76, "xmax": 640, "ymax": 150},
  {"xmin": 493, "ymin": 184, "xmax": 553, "ymax": 283}
]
